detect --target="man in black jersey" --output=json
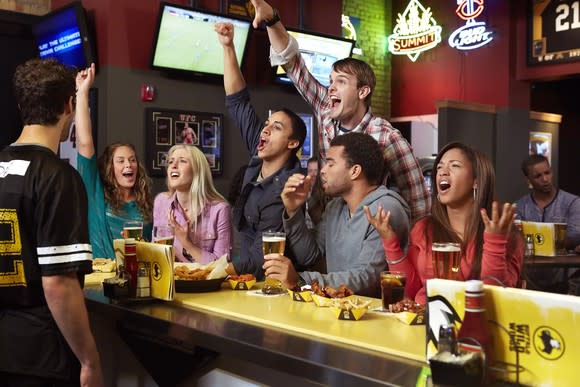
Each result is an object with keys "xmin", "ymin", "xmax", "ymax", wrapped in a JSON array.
[{"xmin": 0, "ymin": 59, "xmax": 103, "ymax": 386}]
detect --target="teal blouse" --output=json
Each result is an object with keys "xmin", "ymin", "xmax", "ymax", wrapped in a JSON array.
[{"xmin": 77, "ymin": 154, "xmax": 151, "ymax": 258}]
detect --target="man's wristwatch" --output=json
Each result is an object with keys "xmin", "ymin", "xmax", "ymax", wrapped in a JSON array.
[{"xmin": 264, "ymin": 8, "xmax": 280, "ymax": 27}]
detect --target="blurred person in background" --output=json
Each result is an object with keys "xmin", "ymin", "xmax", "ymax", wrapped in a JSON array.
[{"xmin": 516, "ymin": 154, "xmax": 580, "ymax": 293}]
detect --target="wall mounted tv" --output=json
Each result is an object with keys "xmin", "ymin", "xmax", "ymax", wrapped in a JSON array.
[
  {"xmin": 150, "ymin": 3, "xmax": 251, "ymax": 77},
  {"xmin": 275, "ymin": 28, "xmax": 355, "ymax": 86},
  {"xmin": 32, "ymin": 1, "xmax": 97, "ymax": 70}
]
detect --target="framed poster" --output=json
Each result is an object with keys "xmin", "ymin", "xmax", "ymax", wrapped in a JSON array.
[
  {"xmin": 528, "ymin": 0, "xmax": 580, "ymax": 65},
  {"xmin": 145, "ymin": 108, "xmax": 223, "ymax": 177},
  {"xmin": 529, "ymin": 131, "xmax": 552, "ymax": 164}
]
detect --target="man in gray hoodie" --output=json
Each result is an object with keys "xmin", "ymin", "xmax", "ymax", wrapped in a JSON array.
[{"xmin": 263, "ymin": 132, "xmax": 410, "ymax": 297}]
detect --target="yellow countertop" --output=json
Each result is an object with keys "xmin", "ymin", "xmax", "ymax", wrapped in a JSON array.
[{"xmin": 172, "ymin": 283, "xmax": 426, "ymax": 363}]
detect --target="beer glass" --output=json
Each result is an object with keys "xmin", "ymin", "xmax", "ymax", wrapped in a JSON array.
[
  {"xmin": 153, "ymin": 225, "xmax": 174, "ymax": 245},
  {"xmin": 262, "ymin": 231, "xmax": 286, "ymax": 294},
  {"xmin": 432, "ymin": 242, "xmax": 461, "ymax": 280},
  {"xmin": 381, "ymin": 271, "xmax": 407, "ymax": 311},
  {"xmin": 554, "ymin": 223, "xmax": 567, "ymax": 254},
  {"xmin": 123, "ymin": 221, "xmax": 143, "ymax": 241}
]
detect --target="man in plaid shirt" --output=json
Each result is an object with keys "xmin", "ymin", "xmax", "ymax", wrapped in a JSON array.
[{"xmin": 249, "ymin": 0, "xmax": 430, "ymax": 222}]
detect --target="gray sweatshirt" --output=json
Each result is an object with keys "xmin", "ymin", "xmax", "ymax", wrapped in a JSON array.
[{"xmin": 284, "ymin": 185, "xmax": 410, "ymax": 297}]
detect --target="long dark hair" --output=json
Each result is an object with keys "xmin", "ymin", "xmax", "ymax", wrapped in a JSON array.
[
  {"xmin": 427, "ymin": 142, "xmax": 495, "ymax": 278},
  {"xmin": 98, "ymin": 143, "xmax": 152, "ymax": 222}
]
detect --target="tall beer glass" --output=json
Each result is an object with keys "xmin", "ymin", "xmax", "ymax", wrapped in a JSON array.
[
  {"xmin": 432, "ymin": 242, "xmax": 461, "ymax": 280},
  {"xmin": 554, "ymin": 223, "xmax": 567, "ymax": 254},
  {"xmin": 262, "ymin": 231, "xmax": 286, "ymax": 294}
]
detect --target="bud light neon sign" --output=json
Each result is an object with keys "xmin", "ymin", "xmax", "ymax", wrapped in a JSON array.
[{"xmin": 448, "ymin": 0, "xmax": 494, "ymax": 50}]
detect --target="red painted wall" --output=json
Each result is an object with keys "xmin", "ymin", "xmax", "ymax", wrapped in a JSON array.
[{"xmin": 391, "ymin": 0, "xmax": 529, "ymax": 117}]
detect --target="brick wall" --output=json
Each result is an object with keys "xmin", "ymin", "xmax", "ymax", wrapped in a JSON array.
[{"xmin": 343, "ymin": 0, "xmax": 391, "ymax": 118}]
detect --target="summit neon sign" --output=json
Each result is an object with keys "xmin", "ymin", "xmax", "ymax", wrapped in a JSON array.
[
  {"xmin": 448, "ymin": 0, "xmax": 494, "ymax": 50},
  {"xmin": 388, "ymin": 0, "xmax": 442, "ymax": 62}
]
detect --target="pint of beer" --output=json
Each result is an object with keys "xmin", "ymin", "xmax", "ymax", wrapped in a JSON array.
[
  {"xmin": 153, "ymin": 225, "xmax": 174, "ymax": 245},
  {"xmin": 262, "ymin": 231, "xmax": 286, "ymax": 294},
  {"xmin": 262, "ymin": 232, "xmax": 286, "ymax": 256},
  {"xmin": 123, "ymin": 221, "xmax": 143, "ymax": 241},
  {"xmin": 432, "ymin": 242, "xmax": 461, "ymax": 280},
  {"xmin": 554, "ymin": 223, "xmax": 567, "ymax": 254}
]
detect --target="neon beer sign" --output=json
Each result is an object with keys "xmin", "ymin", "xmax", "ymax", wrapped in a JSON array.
[
  {"xmin": 388, "ymin": 0, "xmax": 442, "ymax": 62},
  {"xmin": 448, "ymin": 0, "xmax": 494, "ymax": 50}
]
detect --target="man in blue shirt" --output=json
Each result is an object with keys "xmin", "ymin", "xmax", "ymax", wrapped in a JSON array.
[
  {"xmin": 516, "ymin": 154, "xmax": 580, "ymax": 293},
  {"xmin": 216, "ymin": 23, "xmax": 316, "ymax": 279}
]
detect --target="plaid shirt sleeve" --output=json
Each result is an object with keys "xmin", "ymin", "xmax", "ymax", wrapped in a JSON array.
[{"xmin": 368, "ymin": 121, "xmax": 430, "ymax": 222}]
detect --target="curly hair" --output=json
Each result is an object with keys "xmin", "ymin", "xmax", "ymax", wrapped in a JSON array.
[
  {"xmin": 13, "ymin": 58, "xmax": 76, "ymax": 125},
  {"xmin": 329, "ymin": 132, "xmax": 385, "ymax": 185},
  {"xmin": 97, "ymin": 143, "xmax": 152, "ymax": 222}
]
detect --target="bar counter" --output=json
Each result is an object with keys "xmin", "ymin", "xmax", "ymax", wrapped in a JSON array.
[{"xmin": 84, "ymin": 276, "xmax": 427, "ymax": 386}]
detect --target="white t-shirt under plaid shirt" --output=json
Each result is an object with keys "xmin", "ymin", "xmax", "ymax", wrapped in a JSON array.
[{"xmin": 284, "ymin": 53, "xmax": 430, "ymax": 222}]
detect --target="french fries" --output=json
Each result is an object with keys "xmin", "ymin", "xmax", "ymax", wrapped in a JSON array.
[
  {"xmin": 174, "ymin": 265, "xmax": 212, "ymax": 280},
  {"xmin": 329, "ymin": 297, "xmax": 372, "ymax": 311}
]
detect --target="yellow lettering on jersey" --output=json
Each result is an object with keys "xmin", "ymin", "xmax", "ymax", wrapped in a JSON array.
[{"xmin": 0, "ymin": 209, "xmax": 26, "ymax": 286}]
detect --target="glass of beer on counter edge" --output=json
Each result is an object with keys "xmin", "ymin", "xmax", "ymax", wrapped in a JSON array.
[
  {"xmin": 123, "ymin": 221, "xmax": 143, "ymax": 241},
  {"xmin": 262, "ymin": 231, "xmax": 286, "ymax": 294},
  {"xmin": 432, "ymin": 242, "xmax": 461, "ymax": 280},
  {"xmin": 153, "ymin": 225, "xmax": 174, "ymax": 245},
  {"xmin": 554, "ymin": 223, "xmax": 567, "ymax": 255},
  {"xmin": 381, "ymin": 271, "xmax": 407, "ymax": 311}
]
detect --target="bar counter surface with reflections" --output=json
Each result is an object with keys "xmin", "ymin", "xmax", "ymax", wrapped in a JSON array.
[
  {"xmin": 84, "ymin": 277, "xmax": 425, "ymax": 386},
  {"xmin": 524, "ymin": 253, "xmax": 580, "ymax": 268}
]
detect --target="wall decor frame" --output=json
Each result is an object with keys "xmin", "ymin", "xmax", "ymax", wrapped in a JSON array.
[{"xmin": 145, "ymin": 108, "xmax": 223, "ymax": 177}]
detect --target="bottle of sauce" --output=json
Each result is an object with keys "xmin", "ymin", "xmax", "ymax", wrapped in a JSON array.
[
  {"xmin": 524, "ymin": 234, "xmax": 535, "ymax": 257},
  {"xmin": 457, "ymin": 280, "xmax": 493, "ymax": 371},
  {"xmin": 124, "ymin": 238, "xmax": 138, "ymax": 298}
]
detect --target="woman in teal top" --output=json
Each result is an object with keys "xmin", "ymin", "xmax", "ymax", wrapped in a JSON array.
[{"xmin": 75, "ymin": 64, "xmax": 153, "ymax": 258}]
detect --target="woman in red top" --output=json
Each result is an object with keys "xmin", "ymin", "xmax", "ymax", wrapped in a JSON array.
[{"xmin": 365, "ymin": 142, "xmax": 524, "ymax": 304}]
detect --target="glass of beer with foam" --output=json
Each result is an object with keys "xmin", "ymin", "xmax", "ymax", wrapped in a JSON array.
[
  {"xmin": 262, "ymin": 231, "xmax": 286, "ymax": 294},
  {"xmin": 153, "ymin": 225, "xmax": 174, "ymax": 245},
  {"xmin": 432, "ymin": 242, "xmax": 461, "ymax": 280}
]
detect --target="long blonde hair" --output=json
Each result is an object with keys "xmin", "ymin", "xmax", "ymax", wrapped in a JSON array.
[{"xmin": 166, "ymin": 145, "xmax": 225, "ymax": 229}]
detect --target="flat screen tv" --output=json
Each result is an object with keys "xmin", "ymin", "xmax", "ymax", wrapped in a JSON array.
[
  {"xmin": 150, "ymin": 3, "xmax": 251, "ymax": 77},
  {"xmin": 32, "ymin": 1, "xmax": 97, "ymax": 70},
  {"xmin": 275, "ymin": 28, "xmax": 355, "ymax": 86}
]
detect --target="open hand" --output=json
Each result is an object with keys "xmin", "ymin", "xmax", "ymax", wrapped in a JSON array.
[
  {"xmin": 480, "ymin": 201, "xmax": 516, "ymax": 235},
  {"xmin": 168, "ymin": 207, "xmax": 190, "ymax": 245},
  {"xmin": 363, "ymin": 205, "xmax": 394, "ymax": 240}
]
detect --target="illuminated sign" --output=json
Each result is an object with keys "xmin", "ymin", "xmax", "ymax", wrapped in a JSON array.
[
  {"xmin": 448, "ymin": 0, "xmax": 494, "ymax": 50},
  {"xmin": 388, "ymin": 0, "xmax": 442, "ymax": 62}
]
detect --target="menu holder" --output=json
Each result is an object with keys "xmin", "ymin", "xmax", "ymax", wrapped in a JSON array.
[{"xmin": 114, "ymin": 239, "xmax": 174, "ymax": 301}]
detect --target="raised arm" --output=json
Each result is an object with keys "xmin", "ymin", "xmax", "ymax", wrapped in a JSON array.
[
  {"xmin": 215, "ymin": 22, "xmax": 245, "ymax": 95},
  {"xmin": 250, "ymin": 0, "xmax": 296, "ymax": 67},
  {"xmin": 75, "ymin": 63, "xmax": 96, "ymax": 159}
]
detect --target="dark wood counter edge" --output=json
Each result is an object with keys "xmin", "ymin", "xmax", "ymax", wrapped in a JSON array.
[
  {"xmin": 523, "ymin": 254, "xmax": 580, "ymax": 268},
  {"xmin": 85, "ymin": 285, "xmax": 425, "ymax": 386}
]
